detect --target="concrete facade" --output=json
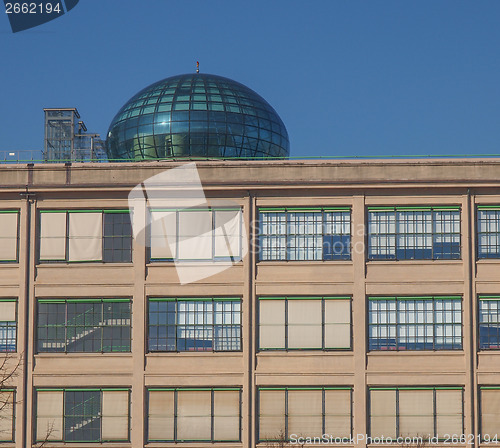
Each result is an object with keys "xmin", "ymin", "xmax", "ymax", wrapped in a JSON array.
[{"xmin": 1, "ymin": 158, "xmax": 500, "ymax": 447}]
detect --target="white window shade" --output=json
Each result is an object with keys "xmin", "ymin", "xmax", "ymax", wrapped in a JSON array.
[
  {"xmin": 213, "ymin": 390, "xmax": 240, "ymax": 441},
  {"xmin": 0, "ymin": 390, "xmax": 14, "ymax": 441},
  {"xmin": 0, "ymin": 301, "xmax": 15, "ymax": 322},
  {"xmin": 259, "ymin": 390, "xmax": 285, "ymax": 440},
  {"xmin": 481, "ymin": 389, "xmax": 500, "ymax": 437},
  {"xmin": 325, "ymin": 389, "xmax": 352, "ymax": 438},
  {"xmin": 399, "ymin": 390, "xmax": 434, "ymax": 438},
  {"xmin": 176, "ymin": 390, "xmax": 211, "ymax": 440},
  {"xmin": 39, "ymin": 212, "xmax": 66, "ymax": 261},
  {"xmin": 68, "ymin": 212, "xmax": 102, "ymax": 261},
  {"xmin": 150, "ymin": 211, "xmax": 177, "ymax": 260},
  {"xmin": 259, "ymin": 300, "xmax": 285, "ymax": 349},
  {"xmin": 436, "ymin": 389, "xmax": 462, "ymax": 437},
  {"xmin": 36, "ymin": 390, "xmax": 63, "ymax": 441},
  {"xmin": 148, "ymin": 390, "xmax": 174, "ymax": 441},
  {"xmin": 370, "ymin": 390, "xmax": 396, "ymax": 438},
  {"xmin": 214, "ymin": 210, "xmax": 241, "ymax": 259},
  {"xmin": 288, "ymin": 390, "xmax": 322, "ymax": 437},
  {"xmin": 101, "ymin": 390, "xmax": 129, "ymax": 440},
  {"xmin": 0, "ymin": 213, "xmax": 17, "ymax": 261},
  {"xmin": 325, "ymin": 300, "xmax": 351, "ymax": 348},
  {"xmin": 287, "ymin": 300, "xmax": 322, "ymax": 349},
  {"xmin": 178, "ymin": 210, "xmax": 213, "ymax": 260}
]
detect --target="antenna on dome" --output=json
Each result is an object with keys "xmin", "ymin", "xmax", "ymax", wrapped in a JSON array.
[{"xmin": 196, "ymin": 61, "xmax": 200, "ymax": 73}]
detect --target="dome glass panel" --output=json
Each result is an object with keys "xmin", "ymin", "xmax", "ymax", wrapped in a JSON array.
[{"xmin": 106, "ymin": 73, "xmax": 290, "ymax": 160}]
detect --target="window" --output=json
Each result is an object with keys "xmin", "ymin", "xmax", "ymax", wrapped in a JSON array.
[
  {"xmin": 148, "ymin": 298, "xmax": 241, "ymax": 352},
  {"xmin": 258, "ymin": 387, "xmax": 352, "ymax": 442},
  {"xmin": 477, "ymin": 206, "xmax": 500, "ymax": 258},
  {"xmin": 36, "ymin": 388, "xmax": 130, "ymax": 442},
  {"xmin": 36, "ymin": 299, "xmax": 131, "ymax": 353},
  {"xmin": 0, "ymin": 299, "xmax": 16, "ymax": 352},
  {"xmin": 38, "ymin": 210, "xmax": 132, "ymax": 263},
  {"xmin": 103, "ymin": 212, "xmax": 132, "ymax": 262},
  {"xmin": 149, "ymin": 207, "xmax": 242, "ymax": 262},
  {"xmin": 147, "ymin": 388, "xmax": 241, "ymax": 442},
  {"xmin": 367, "ymin": 206, "xmax": 461, "ymax": 260},
  {"xmin": 368, "ymin": 296, "xmax": 462, "ymax": 351},
  {"xmin": 0, "ymin": 389, "xmax": 14, "ymax": 442},
  {"xmin": 480, "ymin": 387, "xmax": 500, "ymax": 440},
  {"xmin": 259, "ymin": 297, "xmax": 351, "ymax": 350},
  {"xmin": 369, "ymin": 387, "xmax": 463, "ymax": 439},
  {"xmin": 479, "ymin": 297, "xmax": 500, "ymax": 350},
  {"xmin": 0, "ymin": 210, "xmax": 19, "ymax": 262},
  {"xmin": 259, "ymin": 208, "xmax": 351, "ymax": 261}
]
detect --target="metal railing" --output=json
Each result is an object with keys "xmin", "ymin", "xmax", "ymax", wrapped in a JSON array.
[{"xmin": 1, "ymin": 150, "xmax": 500, "ymax": 164}]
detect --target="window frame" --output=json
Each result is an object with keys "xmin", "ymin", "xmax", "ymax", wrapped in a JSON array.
[
  {"xmin": 257, "ymin": 386, "xmax": 353, "ymax": 442},
  {"xmin": 146, "ymin": 387, "xmax": 242, "ymax": 443},
  {"xmin": 477, "ymin": 206, "xmax": 500, "ymax": 259},
  {"xmin": 367, "ymin": 206, "xmax": 461, "ymax": 261},
  {"xmin": 258, "ymin": 207, "xmax": 352, "ymax": 262},
  {"xmin": 0, "ymin": 210, "xmax": 20, "ymax": 264},
  {"xmin": 35, "ymin": 388, "xmax": 131, "ymax": 443},
  {"xmin": 37, "ymin": 209, "xmax": 132, "ymax": 264},
  {"xmin": 258, "ymin": 296, "xmax": 352, "ymax": 352},
  {"xmin": 35, "ymin": 298, "xmax": 132, "ymax": 354},
  {"xmin": 148, "ymin": 207, "xmax": 244, "ymax": 263},
  {"xmin": 147, "ymin": 297, "xmax": 242, "ymax": 353},
  {"xmin": 0, "ymin": 298, "xmax": 17, "ymax": 353},
  {"xmin": 367, "ymin": 296, "xmax": 463, "ymax": 351},
  {"xmin": 478, "ymin": 296, "xmax": 500, "ymax": 350},
  {"xmin": 368, "ymin": 386, "xmax": 464, "ymax": 441},
  {"xmin": 0, "ymin": 388, "xmax": 15, "ymax": 442},
  {"xmin": 479, "ymin": 386, "xmax": 500, "ymax": 442}
]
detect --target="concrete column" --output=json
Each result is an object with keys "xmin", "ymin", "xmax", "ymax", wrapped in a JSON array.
[
  {"xmin": 18, "ymin": 197, "xmax": 31, "ymax": 448},
  {"xmin": 464, "ymin": 191, "xmax": 478, "ymax": 448},
  {"xmin": 131, "ymin": 199, "xmax": 146, "ymax": 447},
  {"xmin": 352, "ymin": 194, "xmax": 367, "ymax": 447},
  {"xmin": 242, "ymin": 191, "xmax": 254, "ymax": 448}
]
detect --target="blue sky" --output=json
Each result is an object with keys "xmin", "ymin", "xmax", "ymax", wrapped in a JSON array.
[{"xmin": 1, "ymin": 0, "xmax": 500, "ymax": 158}]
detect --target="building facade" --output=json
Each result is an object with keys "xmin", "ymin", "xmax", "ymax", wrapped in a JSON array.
[{"xmin": 0, "ymin": 158, "xmax": 500, "ymax": 447}]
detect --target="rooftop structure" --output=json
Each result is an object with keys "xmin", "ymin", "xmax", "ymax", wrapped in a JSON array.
[
  {"xmin": 43, "ymin": 108, "xmax": 106, "ymax": 162},
  {"xmin": 106, "ymin": 73, "xmax": 290, "ymax": 161}
]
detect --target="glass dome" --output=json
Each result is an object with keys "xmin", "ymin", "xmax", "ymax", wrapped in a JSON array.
[{"xmin": 106, "ymin": 73, "xmax": 290, "ymax": 160}]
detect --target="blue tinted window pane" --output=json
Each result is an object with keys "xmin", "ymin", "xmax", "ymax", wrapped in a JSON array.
[
  {"xmin": 368, "ymin": 209, "xmax": 461, "ymax": 260},
  {"xmin": 64, "ymin": 391, "xmax": 101, "ymax": 442},
  {"xmin": 479, "ymin": 299, "xmax": 500, "ymax": 349},
  {"xmin": 0, "ymin": 322, "xmax": 16, "ymax": 352},
  {"xmin": 148, "ymin": 299, "xmax": 241, "ymax": 352},
  {"xmin": 478, "ymin": 209, "xmax": 500, "ymax": 258},
  {"xmin": 36, "ymin": 301, "xmax": 131, "ymax": 353},
  {"xmin": 368, "ymin": 298, "xmax": 462, "ymax": 351},
  {"xmin": 259, "ymin": 209, "xmax": 351, "ymax": 261}
]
